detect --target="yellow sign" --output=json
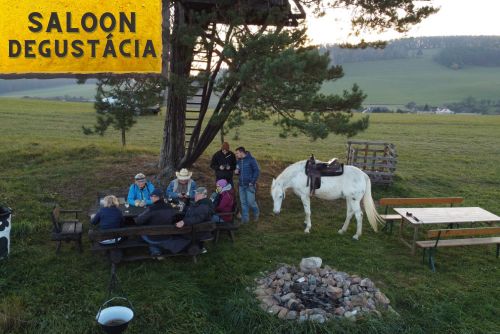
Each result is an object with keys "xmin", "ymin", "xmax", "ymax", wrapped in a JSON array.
[{"xmin": 0, "ymin": 0, "xmax": 162, "ymax": 75}]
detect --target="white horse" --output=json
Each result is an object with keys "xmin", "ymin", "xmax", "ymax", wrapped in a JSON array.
[{"xmin": 271, "ymin": 159, "xmax": 382, "ymax": 240}]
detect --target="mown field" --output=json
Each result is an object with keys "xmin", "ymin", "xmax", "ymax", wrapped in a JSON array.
[
  {"xmin": 322, "ymin": 51, "xmax": 500, "ymax": 106},
  {"xmin": 0, "ymin": 98, "xmax": 499, "ymax": 333}
]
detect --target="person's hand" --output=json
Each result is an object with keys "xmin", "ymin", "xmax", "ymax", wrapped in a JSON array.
[
  {"xmin": 176, "ymin": 221, "xmax": 185, "ymax": 228},
  {"xmin": 219, "ymin": 165, "xmax": 225, "ymax": 170},
  {"xmin": 225, "ymin": 164, "xmax": 230, "ymax": 170},
  {"xmin": 134, "ymin": 199, "xmax": 140, "ymax": 207},
  {"xmin": 235, "ymin": 168, "xmax": 240, "ymax": 175},
  {"xmin": 90, "ymin": 214, "xmax": 96, "ymax": 220},
  {"xmin": 140, "ymin": 200, "xmax": 146, "ymax": 207}
]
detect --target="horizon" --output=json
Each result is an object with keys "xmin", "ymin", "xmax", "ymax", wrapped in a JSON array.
[{"xmin": 307, "ymin": 0, "xmax": 500, "ymax": 45}]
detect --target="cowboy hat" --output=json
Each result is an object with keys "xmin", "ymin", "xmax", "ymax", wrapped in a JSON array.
[{"xmin": 175, "ymin": 168, "xmax": 192, "ymax": 180}]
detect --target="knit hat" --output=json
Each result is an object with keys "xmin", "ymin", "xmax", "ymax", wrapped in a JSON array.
[
  {"xmin": 221, "ymin": 142, "xmax": 230, "ymax": 151},
  {"xmin": 134, "ymin": 173, "xmax": 146, "ymax": 181},
  {"xmin": 216, "ymin": 179, "xmax": 228, "ymax": 188}
]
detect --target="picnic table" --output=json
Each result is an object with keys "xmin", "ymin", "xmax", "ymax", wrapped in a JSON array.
[{"xmin": 394, "ymin": 207, "xmax": 500, "ymax": 255}]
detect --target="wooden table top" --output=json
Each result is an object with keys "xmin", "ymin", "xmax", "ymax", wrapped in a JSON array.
[{"xmin": 393, "ymin": 207, "xmax": 500, "ymax": 225}]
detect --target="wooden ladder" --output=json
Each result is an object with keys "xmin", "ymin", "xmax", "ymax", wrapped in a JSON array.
[{"xmin": 185, "ymin": 22, "xmax": 216, "ymax": 153}]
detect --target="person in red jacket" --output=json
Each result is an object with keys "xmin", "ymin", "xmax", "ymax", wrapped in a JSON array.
[{"xmin": 211, "ymin": 179, "xmax": 235, "ymax": 223}]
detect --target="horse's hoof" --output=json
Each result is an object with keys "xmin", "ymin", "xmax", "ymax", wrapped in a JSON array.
[
  {"xmin": 304, "ymin": 229, "xmax": 310, "ymax": 234},
  {"xmin": 352, "ymin": 235, "xmax": 359, "ymax": 241},
  {"xmin": 338, "ymin": 229, "xmax": 345, "ymax": 235}
]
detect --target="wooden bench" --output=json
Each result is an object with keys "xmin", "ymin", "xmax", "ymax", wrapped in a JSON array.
[
  {"xmin": 416, "ymin": 227, "xmax": 500, "ymax": 272},
  {"xmin": 88, "ymin": 222, "xmax": 216, "ymax": 263},
  {"xmin": 379, "ymin": 197, "xmax": 464, "ymax": 233},
  {"xmin": 214, "ymin": 203, "xmax": 240, "ymax": 243}
]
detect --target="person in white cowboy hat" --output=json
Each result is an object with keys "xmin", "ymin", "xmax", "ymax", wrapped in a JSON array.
[
  {"xmin": 127, "ymin": 172, "xmax": 156, "ymax": 207},
  {"xmin": 166, "ymin": 168, "xmax": 197, "ymax": 206}
]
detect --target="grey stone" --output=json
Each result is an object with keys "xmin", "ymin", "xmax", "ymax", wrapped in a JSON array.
[
  {"xmin": 375, "ymin": 291, "xmax": 390, "ymax": 305},
  {"xmin": 334, "ymin": 307, "xmax": 345, "ymax": 316},
  {"xmin": 351, "ymin": 295, "xmax": 367, "ymax": 307},
  {"xmin": 268, "ymin": 305, "xmax": 282, "ymax": 315},
  {"xmin": 286, "ymin": 310, "xmax": 297, "ymax": 320},
  {"xmin": 283, "ymin": 273, "xmax": 292, "ymax": 281},
  {"xmin": 350, "ymin": 284, "xmax": 360, "ymax": 295},
  {"xmin": 262, "ymin": 296, "xmax": 277, "ymax": 307},
  {"xmin": 309, "ymin": 314, "xmax": 326, "ymax": 323},
  {"xmin": 277, "ymin": 307, "xmax": 289, "ymax": 319},
  {"xmin": 260, "ymin": 303, "xmax": 269, "ymax": 312},
  {"xmin": 280, "ymin": 292, "xmax": 296, "ymax": 303},
  {"xmin": 360, "ymin": 278, "xmax": 374, "ymax": 288},
  {"xmin": 298, "ymin": 314, "xmax": 308, "ymax": 322},
  {"xmin": 300, "ymin": 257, "xmax": 322, "ymax": 273},
  {"xmin": 254, "ymin": 288, "xmax": 267, "ymax": 296}
]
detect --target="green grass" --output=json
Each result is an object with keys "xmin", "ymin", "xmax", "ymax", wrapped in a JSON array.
[
  {"xmin": 0, "ymin": 98, "xmax": 499, "ymax": 333},
  {"xmin": 323, "ymin": 52, "xmax": 500, "ymax": 105}
]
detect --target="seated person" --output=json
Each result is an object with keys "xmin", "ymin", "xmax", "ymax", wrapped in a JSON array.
[
  {"xmin": 176, "ymin": 187, "xmax": 214, "ymax": 252},
  {"xmin": 211, "ymin": 179, "xmax": 235, "ymax": 223},
  {"xmin": 166, "ymin": 168, "xmax": 197, "ymax": 206},
  {"xmin": 135, "ymin": 189, "xmax": 180, "ymax": 256},
  {"xmin": 127, "ymin": 173, "xmax": 155, "ymax": 207},
  {"xmin": 91, "ymin": 195, "xmax": 124, "ymax": 244}
]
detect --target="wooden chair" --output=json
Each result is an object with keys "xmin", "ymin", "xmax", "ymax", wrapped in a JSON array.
[{"xmin": 51, "ymin": 205, "xmax": 83, "ymax": 254}]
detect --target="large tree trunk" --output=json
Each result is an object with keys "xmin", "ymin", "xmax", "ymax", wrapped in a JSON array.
[
  {"xmin": 159, "ymin": 3, "xmax": 190, "ymax": 179},
  {"xmin": 121, "ymin": 129, "xmax": 126, "ymax": 147}
]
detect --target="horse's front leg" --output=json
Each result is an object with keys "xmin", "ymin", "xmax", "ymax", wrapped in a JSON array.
[{"xmin": 301, "ymin": 195, "xmax": 312, "ymax": 233}]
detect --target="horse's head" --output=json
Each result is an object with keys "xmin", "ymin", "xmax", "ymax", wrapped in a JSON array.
[{"xmin": 271, "ymin": 178, "xmax": 285, "ymax": 215}]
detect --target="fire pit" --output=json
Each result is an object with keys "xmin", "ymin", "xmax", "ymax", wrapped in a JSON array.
[{"xmin": 254, "ymin": 257, "xmax": 393, "ymax": 322}]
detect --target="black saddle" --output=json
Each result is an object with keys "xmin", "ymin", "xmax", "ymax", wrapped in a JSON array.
[{"xmin": 305, "ymin": 155, "xmax": 344, "ymax": 195}]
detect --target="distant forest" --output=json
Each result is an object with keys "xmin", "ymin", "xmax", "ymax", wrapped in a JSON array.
[{"xmin": 322, "ymin": 36, "xmax": 500, "ymax": 69}]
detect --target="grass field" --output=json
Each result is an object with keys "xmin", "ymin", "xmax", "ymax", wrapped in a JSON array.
[
  {"xmin": 323, "ymin": 51, "xmax": 500, "ymax": 106},
  {"xmin": 0, "ymin": 98, "xmax": 499, "ymax": 333}
]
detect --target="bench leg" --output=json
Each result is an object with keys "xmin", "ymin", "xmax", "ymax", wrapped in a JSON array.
[
  {"xmin": 55, "ymin": 241, "xmax": 62, "ymax": 254},
  {"xmin": 214, "ymin": 230, "xmax": 220, "ymax": 244},
  {"xmin": 229, "ymin": 230, "xmax": 235, "ymax": 243},
  {"xmin": 428, "ymin": 248, "xmax": 437, "ymax": 272}
]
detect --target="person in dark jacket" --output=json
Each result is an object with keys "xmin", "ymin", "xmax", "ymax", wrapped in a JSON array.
[
  {"xmin": 135, "ymin": 189, "xmax": 180, "ymax": 256},
  {"xmin": 176, "ymin": 187, "xmax": 214, "ymax": 228},
  {"xmin": 235, "ymin": 146, "xmax": 260, "ymax": 223},
  {"xmin": 91, "ymin": 195, "xmax": 125, "ymax": 245},
  {"xmin": 176, "ymin": 187, "xmax": 214, "ymax": 253},
  {"xmin": 210, "ymin": 142, "xmax": 237, "ymax": 185},
  {"xmin": 91, "ymin": 195, "xmax": 124, "ymax": 229}
]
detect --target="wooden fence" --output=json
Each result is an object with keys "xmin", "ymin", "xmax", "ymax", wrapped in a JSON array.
[{"xmin": 346, "ymin": 140, "xmax": 397, "ymax": 185}]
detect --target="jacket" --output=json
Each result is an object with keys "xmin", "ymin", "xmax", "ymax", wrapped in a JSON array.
[
  {"xmin": 127, "ymin": 181, "xmax": 155, "ymax": 206},
  {"xmin": 183, "ymin": 198, "xmax": 214, "ymax": 226},
  {"xmin": 91, "ymin": 207, "xmax": 124, "ymax": 230},
  {"xmin": 210, "ymin": 150, "xmax": 237, "ymax": 182},
  {"xmin": 166, "ymin": 179, "xmax": 197, "ymax": 200},
  {"xmin": 215, "ymin": 187, "xmax": 235, "ymax": 222},
  {"xmin": 236, "ymin": 152, "xmax": 260, "ymax": 186},
  {"xmin": 135, "ymin": 200, "xmax": 178, "ymax": 240}
]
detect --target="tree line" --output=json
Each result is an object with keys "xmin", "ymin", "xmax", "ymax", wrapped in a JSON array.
[{"xmin": 322, "ymin": 36, "xmax": 500, "ymax": 66}]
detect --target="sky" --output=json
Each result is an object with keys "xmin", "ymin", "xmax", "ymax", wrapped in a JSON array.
[{"xmin": 307, "ymin": 0, "xmax": 500, "ymax": 45}]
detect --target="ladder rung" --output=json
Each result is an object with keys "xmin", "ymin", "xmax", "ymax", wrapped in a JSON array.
[
  {"xmin": 186, "ymin": 118, "xmax": 199, "ymax": 121},
  {"xmin": 186, "ymin": 102, "xmax": 202, "ymax": 105},
  {"xmin": 186, "ymin": 110, "xmax": 200, "ymax": 113}
]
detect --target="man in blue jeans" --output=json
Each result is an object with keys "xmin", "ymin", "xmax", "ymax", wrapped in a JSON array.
[{"xmin": 235, "ymin": 146, "xmax": 260, "ymax": 223}]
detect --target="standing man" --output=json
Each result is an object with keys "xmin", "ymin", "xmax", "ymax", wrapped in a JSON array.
[
  {"xmin": 210, "ymin": 142, "xmax": 237, "ymax": 185},
  {"xmin": 235, "ymin": 147, "xmax": 260, "ymax": 223}
]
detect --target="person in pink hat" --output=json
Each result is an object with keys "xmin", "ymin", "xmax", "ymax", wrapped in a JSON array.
[{"xmin": 211, "ymin": 179, "xmax": 235, "ymax": 223}]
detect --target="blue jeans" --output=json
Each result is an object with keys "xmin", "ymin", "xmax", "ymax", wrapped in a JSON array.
[{"xmin": 239, "ymin": 184, "xmax": 259, "ymax": 222}]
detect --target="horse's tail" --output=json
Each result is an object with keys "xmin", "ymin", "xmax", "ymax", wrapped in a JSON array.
[{"xmin": 362, "ymin": 173, "xmax": 383, "ymax": 232}]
